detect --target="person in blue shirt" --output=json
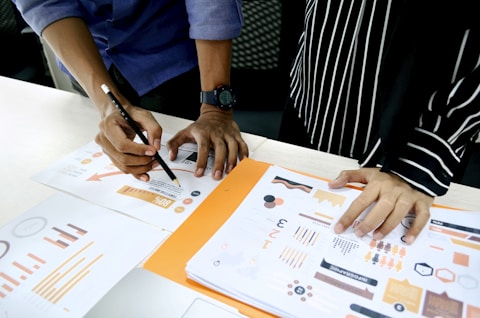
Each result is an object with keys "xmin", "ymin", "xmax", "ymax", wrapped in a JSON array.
[{"xmin": 13, "ymin": 0, "xmax": 249, "ymax": 182}]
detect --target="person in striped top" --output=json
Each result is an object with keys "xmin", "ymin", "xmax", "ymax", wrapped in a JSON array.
[{"xmin": 278, "ymin": 0, "xmax": 479, "ymax": 244}]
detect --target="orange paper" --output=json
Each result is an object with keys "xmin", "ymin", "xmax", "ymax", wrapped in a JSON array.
[
  {"xmin": 143, "ymin": 158, "xmax": 276, "ymax": 317},
  {"xmin": 143, "ymin": 157, "xmax": 458, "ymax": 317}
]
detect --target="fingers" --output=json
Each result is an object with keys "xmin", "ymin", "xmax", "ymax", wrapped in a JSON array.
[
  {"xmin": 333, "ymin": 169, "xmax": 433, "ymax": 244},
  {"xmin": 404, "ymin": 200, "xmax": 431, "ymax": 244},
  {"xmin": 333, "ymin": 168, "xmax": 378, "ymax": 233},
  {"xmin": 226, "ymin": 136, "xmax": 248, "ymax": 173},
  {"xmin": 167, "ymin": 127, "xmax": 195, "ymax": 161},
  {"xmin": 95, "ymin": 132, "xmax": 156, "ymax": 173},
  {"xmin": 333, "ymin": 179, "xmax": 381, "ymax": 235},
  {"xmin": 196, "ymin": 134, "xmax": 233, "ymax": 180},
  {"xmin": 370, "ymin": 193, "xmax": 412, "ymax": 240},
  {"xmin": 211, "ymin": 139, "xmax": 228, "ymax": 180},
  {"xmin": 96, "ymin": 107, "xmax": 163, "ymax": 179},
  {"xmin": 328, "ymin": 169, "xmax": 369, "ymax": 188},
  {"xmin": 168, "ymin": 113, "xmax": 249, "ymax": 180}
]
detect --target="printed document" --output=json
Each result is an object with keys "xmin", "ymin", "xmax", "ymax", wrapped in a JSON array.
[
  {"xmin": 185, "ymin": 164, "xmax": 480, "ymax": 318},
  {"xmin": 32, "ymin": 135, "xmax": 221, "ymax": 232},
  {"xmin": 0, "ymin": 193, "xmax": 167, "ymax": 317}
]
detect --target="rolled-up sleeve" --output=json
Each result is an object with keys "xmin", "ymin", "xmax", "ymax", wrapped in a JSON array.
[
  {"xmin": 186, "ymin": 0, "xmax": 243, "ymax": 40},
  {"xmin": 13, "ymin": 0, "xmax": 84, "ymax": 35}
]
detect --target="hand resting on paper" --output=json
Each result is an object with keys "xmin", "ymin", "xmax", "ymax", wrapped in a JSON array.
[
  {"xmin": 95, "ymin": 101, "xmax": 249, "ymax": 182},
  {"xmin": 167, "ymin": 104, "xmax": 249, "ymax": 181},
  {"xmin": 329, "ymin": 168, "xmax": 434, "ymax": 245}
]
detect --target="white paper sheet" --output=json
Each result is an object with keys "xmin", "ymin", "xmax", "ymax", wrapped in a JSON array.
[
  {"xmin": 0, "ymin": 193, "xmax": 167, "ymax": 318},
  {"xmin": 32, "ymin": 134, "xmax": 221, "ymax": 232},
  {"xmin": 186, "ymin": 165, "xmax": 480, "ymax": 318}
]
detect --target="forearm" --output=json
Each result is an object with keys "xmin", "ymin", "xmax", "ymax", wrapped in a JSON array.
[
  {"xmin": 195, "ymin": 39, "xmax": 233, "ymax": 114},
  {"xmin": 41, "ymin": 17, "xmax": 122, "ymax": 117}
]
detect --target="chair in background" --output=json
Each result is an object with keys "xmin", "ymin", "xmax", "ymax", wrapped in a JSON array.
[
  {"xmin": 231, "ymin": 0, "xmax": 285, "ymax": 139},
  {"xmin": 231, "ymin": 0, "xmax": 305, "ymax": 139}
]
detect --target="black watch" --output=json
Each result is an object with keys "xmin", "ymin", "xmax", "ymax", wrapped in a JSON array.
[{"xmin": 200, "ymin": 84, "xmax": 237, "ymax": 110}]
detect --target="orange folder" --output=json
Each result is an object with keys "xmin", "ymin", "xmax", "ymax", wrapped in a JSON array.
[
  {"xmin": 143, "ymin": 158, "xmax": 277, "ymax": 317},
  {"xmin": 143, "ymin": 157, "xmax": 458, "ymax": 317}
]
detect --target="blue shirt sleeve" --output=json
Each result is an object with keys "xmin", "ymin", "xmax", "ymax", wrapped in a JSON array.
[
  {"xmin": 13, "ymin": 0, "xmax": 84, "ymax": 35},
  {"xmin": 13, "ymin": 0, "xmax": 244, "ymax": 96},
  {"xmin": 186, "ymin": 0, "xmax": 243, "ymax": 40}
]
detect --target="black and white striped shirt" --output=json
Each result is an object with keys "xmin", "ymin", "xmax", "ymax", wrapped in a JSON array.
[{"xmin": 289, "ymin": 0, "xmax": 480, "ymax": 196}]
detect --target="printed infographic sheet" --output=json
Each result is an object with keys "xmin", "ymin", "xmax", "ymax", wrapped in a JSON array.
[
  {"xmin": 186, "ymin": 165, "xmax": 480, "ymax": 318},
  {"xmin": 32, "ymin": 135, "xmax": 221, "ymax": 232},
  {"xmin": 0, "ymin": 193, "xmax": 167, "ymax": 317}
]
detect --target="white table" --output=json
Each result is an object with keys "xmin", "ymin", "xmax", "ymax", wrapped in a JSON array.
[
  {"xmin": 1, "ymin": 76, "xmax": 479, "ymax": 317},
  {"xmin": 0, "ymin": 76, "xmax": 266, "ymax": 227},
  {"xmin": 2, "ymin": 75, "xmax": 479, "ymax": 225}
]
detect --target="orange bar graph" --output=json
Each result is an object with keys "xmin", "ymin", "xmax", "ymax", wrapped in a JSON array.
[
  {"xmin": 43, "ymin": 237, "xmax": 68, "ymax": 249},
  {"xmin": 67, "ymin": 223, "xmax": 87, "ymax": 236},
  {"xmin": 33, "ymin": 242, "xmax": 93, "ymax": 293},
  {"xmin": 0, "ymin": 272, "xmax": 19, "ymax": 286},
  {"xmin": 32, "ymin": 241, "xmax": 104, "ymax": 304},
  {"xmin": 53, "ymin": 227, "xmax": 78, "ymax": 242},
  {"xmin": 51, "ymin": 253, "xmax": 103, "ymax": 304},
  {"xmin": 2, "ymin": 283, "xmax": 13, "ymax": 292},
  {"xmin": 429, "ymin": 225, "xmax": 469, "ymax": 239},
  {"xmin": 28, "ymin": 252, "xmax": 46, "ymax": 264},
  {"xmin": 13, "ymin": 261, "xmax": 34, "ymax": 275}
]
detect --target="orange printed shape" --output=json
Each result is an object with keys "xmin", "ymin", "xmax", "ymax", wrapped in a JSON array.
[
  {"xmin": 453, "ymin": 252, "xmax": 469, "ymax": 267},
  {"xmin": 383, "ymin": 278, "xmax": 422, "ymax": 314},
  {"xmin": 467, "ymin": 304, "xmax": 480, "ymax": 318}
]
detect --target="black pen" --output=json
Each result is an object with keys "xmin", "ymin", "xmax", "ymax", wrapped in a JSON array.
[{"xmin": 101, "ymin": 84, "xmax": 180, "ymax": 187}]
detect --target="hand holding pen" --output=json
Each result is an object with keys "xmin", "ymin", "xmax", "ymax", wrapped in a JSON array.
[{"xmin": 100, "ymin": 84, "xmax": 180, "ymax": 186}]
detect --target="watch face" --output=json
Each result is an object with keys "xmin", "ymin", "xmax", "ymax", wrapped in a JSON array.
[
  {"xmin": 218, "ymin": 90, "xmax": 234, "ymax": 105},
  {"xmin": 200, "ymin": 85, "xmax": 236, "ymax": 110}
]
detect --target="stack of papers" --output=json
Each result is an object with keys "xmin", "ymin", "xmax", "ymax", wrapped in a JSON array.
[
  {"xmin": 1, "ymin": 136, "xmax": 222, "ymax": 317},
  {"xmin": 183, "ymin": 162, "xmax": 480, "ymax": 317}
]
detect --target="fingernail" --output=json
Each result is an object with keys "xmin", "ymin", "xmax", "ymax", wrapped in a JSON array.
[
  {"xmin": 373, "ymin": 232, "xmax": 384, "ymax": 240},
  {"xmin": 405, "ymin": 235, "xmax": 415, "ymax": 245},
  {"xmin": 214, "ymin": 170, "xmax": 223, "ymax": 180},
  {"xmin": 354, "ymin": 229, "xmax": 364, "ymax": 237},
  {"xmin": 154, "ymin": 139, "xmax": 161, "ymax": 149},
  {"xmin": 334, "ymin": 223, "xmax": 344, "ymax": 234},
  {"xmin": 195, "ymin": 168, "xmax": 204, "ymax": 177},
  {"xmin": 140, "ymin": 175, "xmax": 148, "ymax": 182},
  {"xmin": 145, "ymin": 150, "xmax": 154, "ymax": 156},
  {"xmin": 152, "ymin": 161, "xmax": 160, "ymax": 168}
]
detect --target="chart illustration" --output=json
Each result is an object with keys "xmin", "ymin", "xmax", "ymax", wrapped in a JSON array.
[
  {"xmin": 185, "ymin": 164, "xmax": 480, "ymax": 318},
  {"xmin": 0, "ymin": 193, "xmax": 166, "ymax": 317},
  {"xmin": 32, "ymin": 137, "xmax": 221, "ymax": 232}
]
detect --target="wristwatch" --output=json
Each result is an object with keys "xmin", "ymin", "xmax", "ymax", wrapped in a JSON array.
[{"xmin": 200, "ymin": 84, "xmax": 237, "ymax": 110}]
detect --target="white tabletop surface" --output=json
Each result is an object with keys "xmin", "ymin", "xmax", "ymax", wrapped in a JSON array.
[
  {"xmin": 2, "ymin": 75, "xmax": 479, "ymax": 227},
  {"xmin": 0, "ymin": 76, "xmax": 266, "ymax": 227},
  {"xmin": 2, "ymin": 75, "xmax": 479, "ymax": 317}
]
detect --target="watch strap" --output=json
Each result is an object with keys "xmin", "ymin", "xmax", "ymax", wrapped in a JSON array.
[{"xmin": 200, "ymin": 91, "xmax": 217, "ymax": 106}]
